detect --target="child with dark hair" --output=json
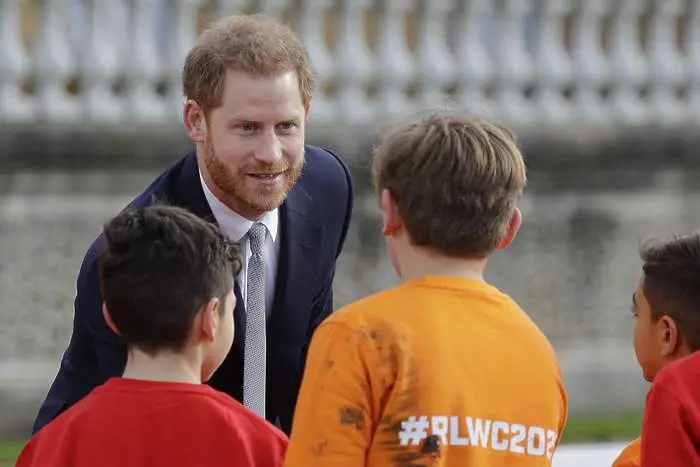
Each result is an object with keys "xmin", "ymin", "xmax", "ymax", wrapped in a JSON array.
[
  {"xmin": 613, "ymin": 232, "xmax": 700, "ymax": 467},
  {"xmin": 16, "ymin": 205, "xmax": 287, "ymax": 467}
]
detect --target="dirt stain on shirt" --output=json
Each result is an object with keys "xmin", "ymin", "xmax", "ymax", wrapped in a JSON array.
[{"xmin": 339, "ymin": 405, "xmax": 365, "ymax": 430}]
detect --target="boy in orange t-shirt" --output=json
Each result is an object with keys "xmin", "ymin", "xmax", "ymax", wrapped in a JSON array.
[
  {"xmin": 612, "ymin": 438, "xmax": 641, "ymax": 467},
  {"xmin": 16, "ymin": 205, "xmax": 287, "ymax": 467},
  {"xmin": 612, "ymin": 233, "xmax": 700, "ymax": 467},
  {"xmin": 285, "ymin": 113, "xmax": 568, "ymax": 466}
]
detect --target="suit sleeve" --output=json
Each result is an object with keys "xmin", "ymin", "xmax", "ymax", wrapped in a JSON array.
[
  {"xmin": 285, "ymin": 322, "xmax": 379, "ymax": 467},
  {"xmin": 78, "ymin": 248, "xmax": 128, "ymax": 377},
  {"xmin": 32, "ymin": 243, "xmax": 127, "ymax": 434},
  {"xmin": 297, "ymin": 150, "xmax": 355, "ymax": 378},
  {"xmin": 641, "ymin": 384, "xmax": 699, "ymax": 467},
  {"xmin": 306, "ymin": 148, "xmax": 355, "ymax": 332}
]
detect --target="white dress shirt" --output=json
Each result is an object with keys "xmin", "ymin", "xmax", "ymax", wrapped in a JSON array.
[{"xmin": 199, "ymin": 171, "xmax": 279, "ymax": 315}]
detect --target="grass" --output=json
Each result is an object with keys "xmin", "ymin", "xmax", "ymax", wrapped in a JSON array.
[
  {"xmin": 0, "ymin": 439, "xmax": 24, "ymax": 465},
  {"xmin": 0, "ymin": 413, "xmax": 642, "ymax": 464},
  {"xmin": 561, "ymin": 412, "xmax": 643, "ymax": 444}
]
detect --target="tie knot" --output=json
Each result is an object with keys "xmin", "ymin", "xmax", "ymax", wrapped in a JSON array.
[{"xmin": 248, "ymin": 222, "xmax": 266, "ymax": 254}]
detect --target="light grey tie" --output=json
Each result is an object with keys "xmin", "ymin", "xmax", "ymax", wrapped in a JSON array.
[{"xmin": 244, "ymin": 222, "xmax": 266, "ymax": 417}]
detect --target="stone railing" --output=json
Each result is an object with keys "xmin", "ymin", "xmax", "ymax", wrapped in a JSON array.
[{"xmin": 1, "ymin": 0, "xmax": 699, "ymax": 130}]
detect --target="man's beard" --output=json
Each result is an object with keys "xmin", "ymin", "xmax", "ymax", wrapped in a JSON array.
[{"xmin": 203, "ymin": 140, "xmax": 304, "ymax": 217}]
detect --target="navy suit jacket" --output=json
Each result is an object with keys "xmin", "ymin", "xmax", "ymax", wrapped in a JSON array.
[{"xmin": 33, "ymin": 145, "xmax": 354, "ymax": 435}]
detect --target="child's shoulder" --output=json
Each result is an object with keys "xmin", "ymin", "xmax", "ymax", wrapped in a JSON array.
[
  {"xmin": 200, "ymin": 388, "xmax": 287, "ymax": 440},
  {"xmin": 326, "ymin": 284, "xmax": 408, "ymax": 322},
  {"xmin": 654, "ymin": 350, "xmax": 700, "ymax": 392}
]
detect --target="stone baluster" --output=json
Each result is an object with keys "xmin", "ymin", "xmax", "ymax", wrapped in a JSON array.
[
  {"xmin": 686, "ymin": 0, "xmax": 700, "ymax": 123},
  {"xmin": 166, "ymin": 0, "xmax": 204, "ymax": 121},
  {"xmin": 81, "ymin": 0, "xmax": 126, "ymax": 121},
  {"xmin": 298, "ymin": 0, "xmax": 334, "ymax": 124},
  {"xmin": 608, "ymin": 0, "xmax": 650, "ymax": 126},
  {"xmin": 569, "ymin": 0, "xmax": 610, "ymax": 125},
  {"xmin": 124, "ymin": 0, "xmax": 167, "ymax": 121},
  {"xmin": 0, "ymin": 0, "xmax": 34, "ymax": 122},
  {"xmin": 531, "ymin": 0, "xmax": 573, "ymax": 125},
  {"xmin": 491, "ymin": 0, "xmax": 535, "ymax": 125},
  {"xmin": 32, "ymin": 0, "xmax": 80, "ymax": 121},
  {"xmin": 647, "ymin": 0, "xmax": 685, "ymax": 126},
  {"xmin": 214, "ymin": 0, "xmax": 249, "ymax": 17},
  {"xmin": 454, "ymin": 0, "xmax": 494, "ymax": 117},
  {"xmin": 334, "ymin": 0, "xmax": 374, "ymax": 124},
  {"xmin": 414, "ymin": 0, "xmax": 456, "ymax": 111},
  {"xmin": 375, "ymin": 0, "xmax": 416, "ymax": 119},
  {"xmin": 258, "ymin": 0, "xmax": 288, "ymax": 20}
]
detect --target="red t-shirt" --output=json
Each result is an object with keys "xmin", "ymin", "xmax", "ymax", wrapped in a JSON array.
[
  {"xmin": 16, "ymin": 377, "xmax": 288, "ymax": 467},
  {"xmin": 641, "ymin": 351, "xmax": 700, "ymax": 467}
]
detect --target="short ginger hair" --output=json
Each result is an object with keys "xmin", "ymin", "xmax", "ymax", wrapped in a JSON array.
[{"xmin": 182, "ymin": 14, "xmax": 314, "ymax": 115}]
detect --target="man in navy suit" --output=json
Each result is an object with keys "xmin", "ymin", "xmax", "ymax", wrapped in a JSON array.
[{"xmin": 33, "ymin": 14, "xmax": 354, "ymax": 436}]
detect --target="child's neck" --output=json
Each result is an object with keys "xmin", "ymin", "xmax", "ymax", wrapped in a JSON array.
[
  {"xmin": 398, "ymin": 246, "xmax": 487, "ymax": 282},
  {"xmin": 122, "ymin": 348, "xmax": 202, "ymax": 384}
]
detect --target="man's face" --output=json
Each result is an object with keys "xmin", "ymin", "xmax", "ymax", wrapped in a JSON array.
[{"xmin": 201, "ymin": 70, "xmax": 306, "ymax": 219}]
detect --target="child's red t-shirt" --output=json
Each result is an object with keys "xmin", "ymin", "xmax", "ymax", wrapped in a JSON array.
[
  {"xmin": 16, "ymin": 377, "xmax": 288, "ymax": 467},
  {"xmin": 641, "ymin": 351, "xmax": 700, "ymax": 467}
]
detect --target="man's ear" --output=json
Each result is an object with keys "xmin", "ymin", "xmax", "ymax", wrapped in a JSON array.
[
  {"xmin": 497, "ymin": 207, "xmax": 522, "ymax": 250},
  {"xmin": 102, "ymin": 303, "xmax": 121, "ymax": 336},
  {"xmin": 380, "ymin": 189, "xmax": 402, "ymax": 236},
  {"xmin": 196, "ymin": 297, "xmax": 221, "ymax": 343},
  {"xmin": 183, "ymin": 100, "xmax": 206, "ymax": 143},
  {"xmin": 658, "ymin": 315, "xmax": 681, "ymax": 358}
]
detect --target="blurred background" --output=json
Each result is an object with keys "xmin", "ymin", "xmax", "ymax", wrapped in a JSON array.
[{"xmin": 2, "ymin": 0, "xmax": 700, "ymax": 464}]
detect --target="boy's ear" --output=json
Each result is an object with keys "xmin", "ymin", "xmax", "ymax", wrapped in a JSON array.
[
  {"xmin": 102, "ymin": 303, "xmax": 122, "ymax": 336},
  {"xmin": 657, "ymin": 315, "xmax": 681, "ymax": 358},
  {"xmin": 197, "ymin": 297, "xmax": 221, "ymax": 343},
  {"xmin": 380, "ymin": 189, "xmax": 402, "ymax": 236},
  {"xmin": 496, "ymin": 207, "xmax": 522, "ymax": 250}
]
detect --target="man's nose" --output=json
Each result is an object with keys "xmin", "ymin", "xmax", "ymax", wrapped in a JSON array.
[{"xmin": 254, "ymin": 130, "xmax": 283, "ymax": 164}]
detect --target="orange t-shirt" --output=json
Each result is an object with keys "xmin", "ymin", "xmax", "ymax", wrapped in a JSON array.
[
  {"xmin": 612, "ymin": 437, "xmax": 641, "ymax": 467},
  {"xmin": 285, "ymin": 276, "xmax": 568, "ymax": 466},
  {"xmin": 16, "ymin": 377, "xmax": 288, "ymax": 467}
]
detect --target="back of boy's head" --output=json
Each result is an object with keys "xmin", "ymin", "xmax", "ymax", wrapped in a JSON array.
[
  {"xmin": 99, "ymin": 204, "xmax": 242, "ymax": 355},
  {"xmin": 641, "ymin": 232, "xmax": 700, "ymax": 351},
  {"xmin": 371, "ymin": 112, "xmax": 526, "ymax": 257}
]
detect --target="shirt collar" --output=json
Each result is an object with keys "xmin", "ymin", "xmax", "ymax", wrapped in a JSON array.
[{"xmin": 199, "ymin": 170, "xmax": 279, "ymax": 243}]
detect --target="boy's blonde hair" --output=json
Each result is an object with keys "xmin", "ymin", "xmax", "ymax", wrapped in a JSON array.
[{"xmin": 371, "ymin": 112, "xmax": 526, "ymax": 257}]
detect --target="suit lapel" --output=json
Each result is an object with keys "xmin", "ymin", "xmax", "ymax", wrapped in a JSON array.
[
  {"xmin": 170, "ymin": 151, "xmax": 214, "ymax": 220},
  {"xmin": 170, "ymin": 151, "xmax": 321, "ymax": 364},
  {"xmin": 170, "ymin": 152, "xmax": 248, "ymax": 351},
  {"xmin": 269, "ymin": 184, "xmax": 323, "ymax": 348}
]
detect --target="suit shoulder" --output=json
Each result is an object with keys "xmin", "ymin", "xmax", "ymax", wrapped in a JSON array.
[
  {"xmin": 304, "ymin": 144, "xmax": 351, "ymax": 179},
  {"xmin": 301, "ymin": 145, "xmax": 354, "ymax": 199},
  {"xmin": 79, "ymin": 156, "xmax": 190, "ymax": 270}
]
